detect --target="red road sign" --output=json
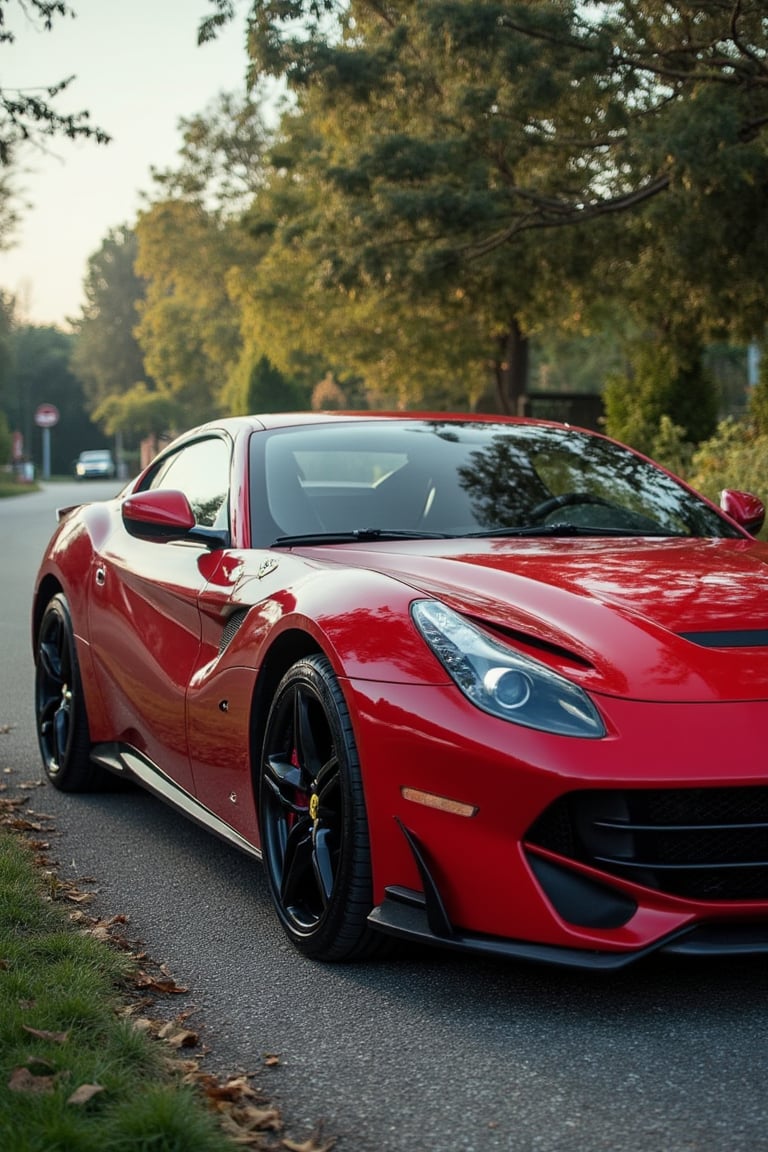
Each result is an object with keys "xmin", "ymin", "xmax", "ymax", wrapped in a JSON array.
[{"xmin": 34, "ymin": 403, "xmax": 60, "ymax": 428}]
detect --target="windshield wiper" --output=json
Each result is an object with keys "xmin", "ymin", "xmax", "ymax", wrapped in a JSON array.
[
  {"xmin": 462, "ymin": 523, "xmax": 682, "ymax": 539},
  {"xmin": 272, "ymin": 528, "xmax": 454, "ymax": 546}
]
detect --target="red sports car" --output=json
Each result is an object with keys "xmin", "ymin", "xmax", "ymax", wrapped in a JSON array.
[{"xmin": 32, "ymin": 413, "xmax": 768, "ymax": 968}]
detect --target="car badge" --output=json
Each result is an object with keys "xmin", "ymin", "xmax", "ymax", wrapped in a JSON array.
[
  {"xmin": 309, "ymin": 794, "xmax": 319, "ymax": 821},
  {"xmin": 257, "ymin": 558, "xmax": 279, "ymax": 580}
]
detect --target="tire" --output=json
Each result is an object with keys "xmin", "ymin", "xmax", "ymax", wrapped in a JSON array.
[
  {"xmin": 259, "ymin": 654, "xmax": 380, "ymax": 961},
  {"xmin": 35, "ymin": 594, "xmax": 101, "ymax": 792}
]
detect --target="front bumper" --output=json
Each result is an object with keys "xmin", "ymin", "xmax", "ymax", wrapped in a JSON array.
[
  {"xmin": 369, "ymin": 884, "xmax": 768, "ymax": 970},
  {"xmin": 349, "ymin": 678, "xmax": 768, "ymax": 966}
]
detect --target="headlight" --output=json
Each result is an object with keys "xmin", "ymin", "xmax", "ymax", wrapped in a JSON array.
[{"xmin": 411, "ymin": 600, "xmax": 605, "ymax": 738}]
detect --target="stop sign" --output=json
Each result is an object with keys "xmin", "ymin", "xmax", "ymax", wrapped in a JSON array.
[{"xmin": 34, "ymin": 403, "xmax": 60, "ymax": 428}]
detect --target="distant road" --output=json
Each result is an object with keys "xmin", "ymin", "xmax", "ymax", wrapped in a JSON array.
[{"xmin": 1, "ymin": 481, "xmax": 767, "ymax": 1152}]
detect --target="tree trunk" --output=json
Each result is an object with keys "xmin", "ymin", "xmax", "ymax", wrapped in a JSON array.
[{"xmin": 494, "ymin": 317, "xmax": 529, "ymax": 415}]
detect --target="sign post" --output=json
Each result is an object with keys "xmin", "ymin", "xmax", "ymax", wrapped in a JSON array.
[{"xmin": 34, "ymin": 404, "xmax": 60, "ymax": 480}]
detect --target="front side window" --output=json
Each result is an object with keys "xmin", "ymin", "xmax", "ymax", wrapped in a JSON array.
[{"xmin": 144, "ymin": 437, "xmax": 230, "ymax": 529}]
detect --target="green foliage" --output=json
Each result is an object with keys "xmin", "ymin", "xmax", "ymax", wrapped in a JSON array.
[
  {"xmin": 0, "ymin": 165, "xmax": 19, "ymax": 248},
  {"xmin": 685, "ymin": 353, "xmax": 768, "ymax": 532},
  {"xmin": 9, "ymin": 326, "xmax": 107, "ymax": 473},
  {"xmin": 603, "ymin": 336, "xmax": 718, "ymax": 456},
  {"xmin": 647, "ymin": 414, "xmax": 695, "ymax": 480},
  {"xmin": 747, "ymin": 352, "xmax": 768, "ymax": 437},
  {"xmin": 687, "ymin": 418, "xmax": 768, "ymax": 525},
  {"xmin": 193, "ymin": 0, "xmax": 768, "ymax": 415},
  {"xmin": 71, "ymin": 227, "xmax": 148, "ymax": 414},
  {"xmin": 243, "ymin": 355, "xmax": 309, "ymax": 413},
  {"xmin": 0, "ymin": 406, "xmax": 10, "ymax": 464},
  {"xmin": 151, "ymin": 92, "xmax": 272, "ymax": 212},
  {"xmin": 0, "ymin": 1, "xmax": 110, "ymax": 166},
  {"xmin": 0, "ymin": 290, "xmax": 13, "ymax": 412},
  {"xmin": 92, "ymin": 383, "xmax": 183, "ymax": 442}
]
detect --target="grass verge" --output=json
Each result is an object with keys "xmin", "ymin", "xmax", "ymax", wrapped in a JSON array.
[
  {"xmin": 0, "ymin": 826, "xmax": 247, "ymax": 1152},
  {"xmin": 0, "ymin": 476, "xmax": 39, "ymax": 499},
  {"xmin": 0, "ymin": 794, "xmax": 323, "ymax": 1152}
]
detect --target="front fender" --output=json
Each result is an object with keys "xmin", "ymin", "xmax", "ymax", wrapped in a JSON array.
[{"xmin": 223, "ymin": 565, "xmax": 447, "ymax": 685}]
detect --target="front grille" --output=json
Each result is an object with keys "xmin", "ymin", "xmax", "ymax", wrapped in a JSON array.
[{"xmin": 526, "ymin": 787, "xmax": 768, "ymax": 902}]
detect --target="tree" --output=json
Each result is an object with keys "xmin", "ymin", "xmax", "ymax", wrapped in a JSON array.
[
  {"xmin": 204, "ymin": 0, "xmax": 768, "ymax": 418},
  {"xmin": 0, "ymin": 289, "xmax": 14, "ymax": 417},
  {"xmin": 70, "ymin": 227, "xmax": 148, "ymax": 411},
  {"xmin": 92, "ymin": 383, "xmax": 183, "ymax": 442},
  {"xmin": 0, "ymin": 164, "xmax": 19, "ymax": 248},
  {"xmin": 0, "ymin": 0, "xmax": 110, "ymax": 164},
  {"xmin": 10, "ymin": 325, "xmax": 104, "ymax": 473},
  {"xmin": 135, "ymin": 93, "xmax": 274, "ymax": 422},
  {"xmin": 134, "ymin": 198, "xmax": 249, "ymax": 422},
  {"xmin": 603, "ymin": 334, "xmax": 719, "ymax": 455}
]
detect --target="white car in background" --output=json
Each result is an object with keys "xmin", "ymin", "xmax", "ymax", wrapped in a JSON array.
[{"xmin": 74, "ymin": 449, "xmax": 116, "ymax": 480}]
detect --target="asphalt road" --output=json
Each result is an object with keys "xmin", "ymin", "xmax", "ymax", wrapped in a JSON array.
[{"xmin": 2, "ymin": 481, "xmax": 767, "ymax": 1152}]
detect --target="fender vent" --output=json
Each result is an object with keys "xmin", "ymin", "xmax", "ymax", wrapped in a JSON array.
[{"xmin": 219, "ymin": 609, "xmax": 248, "ymax": 655}]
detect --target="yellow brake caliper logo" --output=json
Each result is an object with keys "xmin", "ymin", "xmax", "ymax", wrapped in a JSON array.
[{"xmin": 309, "ymin": 793, "xmax": 319, "ymax": 821}]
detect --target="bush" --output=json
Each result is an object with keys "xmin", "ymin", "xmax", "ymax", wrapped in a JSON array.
[
  {"xmin": 686, "ymin": 418, "xmax": 768, "ymax": 513},
  {"xmin": 603, "ymin": 337, "xmax": 719, "ymax": 456}
]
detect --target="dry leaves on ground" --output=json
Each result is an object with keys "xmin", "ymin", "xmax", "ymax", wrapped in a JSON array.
[{"xmin": 1, "ymin": 778, "xmax": 338, "ymax": 1151}]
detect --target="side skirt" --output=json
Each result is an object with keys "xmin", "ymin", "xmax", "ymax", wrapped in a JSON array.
[{"xmin": 90, "ymin": 742, "xmax": 262, "ymax": 862}]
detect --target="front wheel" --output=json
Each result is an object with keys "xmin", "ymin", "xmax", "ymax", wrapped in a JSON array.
[
  {"xmin": 35, "ymin": 594, "xmax": 101, "ymax": 791},
  {"xmin": 259, "ymin": 654, "xmax": 380, "ymax": 961}
]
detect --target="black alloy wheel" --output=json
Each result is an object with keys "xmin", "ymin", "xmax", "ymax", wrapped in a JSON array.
[
  {"xmin": 259, "ymin": 654, "xmax": 380, "ymax": 960},
  {"xmin": 35, "ymin": 594, "xmax": 99, "ymax": 791}
]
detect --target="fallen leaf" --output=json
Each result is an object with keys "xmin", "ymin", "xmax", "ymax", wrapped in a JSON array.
[
  {"xmin": 134, "ymin": 971, "xmax": 189, "ymax": 994},
  {"xmin": 158, "ymin": 1023, "xmax": 200, "ymax": 1049},
  {"xmin": 264, "ymin": 1054, "xmax": 281, "ymax": 1067},
  {"xmin": 131, "ymin": 1016, "xmax": 156, "ymax": 1034},
  {"xmin": 281, "ymin": 1128, "xmax": 336, "ymax": 1152},
  {"xmin": 230, "ymin": 1101, "xmax": 284, "ymax": 1128},
  {"xmin": 199, "ymin": 1075, "xmax": 261, "ymax": 1104},
  {"xmin": 25, "ymin": 1058, "xmax": 55, "ymax": 1077},
  {"xmin": 22, "ymin": 1024, "xmax": 69, "ymax": 1044},
  {"xmin": 8, "ymin": 1067, "xmax": 57, "ymax": 1094},
  {"xmin": 67, "ymin": 1083, "xmax": 105, "ymax": 1105}
]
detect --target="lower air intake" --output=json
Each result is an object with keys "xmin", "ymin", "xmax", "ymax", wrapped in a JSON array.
[{"xmin": 526, "ymin": 787, "xmax": 768, "ymax": 901}]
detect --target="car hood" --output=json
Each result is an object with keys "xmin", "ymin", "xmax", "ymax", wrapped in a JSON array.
[{"xmin": 310, "ymin": 536, "xmax": 768, "ymax": 703}]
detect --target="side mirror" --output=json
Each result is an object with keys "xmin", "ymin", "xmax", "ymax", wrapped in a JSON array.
[
  {"xmin": 121, "ymin": 489, "xmax": 230, "ymax": 549},
  {"xmin": 122, "ymin": 489, "xmax": 196, "ymax": 540},
  {"xmin": 720, "ymin": 489, "xmax": 766, "ymax": 536}
]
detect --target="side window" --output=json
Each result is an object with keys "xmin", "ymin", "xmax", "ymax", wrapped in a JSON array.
[{"xmin": 145, "ymin": 437, "xmax": 230, "ymax": 529}]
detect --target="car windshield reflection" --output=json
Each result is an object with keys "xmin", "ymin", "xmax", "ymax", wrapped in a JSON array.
[{"xmin": 251, "ymin": 420, "xmax": 738, "ymax": 546}]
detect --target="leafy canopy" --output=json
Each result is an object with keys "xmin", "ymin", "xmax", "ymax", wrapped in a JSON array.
[{"xmin": 0, "ymin": 0, "xmax": 110, "ymax": 165}]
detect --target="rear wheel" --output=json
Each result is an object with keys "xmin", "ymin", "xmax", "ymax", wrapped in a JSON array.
[
  {"xmin": 259, "ymin": 654, "xmax": 380, "ymax": 960},
  {"xmin": 35, "ymin": 594, "xmax": 101, "ymax": 791}
]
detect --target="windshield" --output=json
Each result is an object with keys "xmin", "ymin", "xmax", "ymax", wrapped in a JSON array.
[{"xmin": 250, "ymin": 419, "xmax": 741, "ymax": 546}]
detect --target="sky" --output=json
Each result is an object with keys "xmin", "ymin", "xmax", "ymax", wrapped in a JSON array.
[{"xmin": 2, "ymin": 0, "xmax": 251, "ymax": 328}]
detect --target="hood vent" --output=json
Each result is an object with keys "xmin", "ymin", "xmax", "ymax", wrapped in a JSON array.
[{"xmin": 679, "ymin": 629, "xmax": 768, "ymax": 649}]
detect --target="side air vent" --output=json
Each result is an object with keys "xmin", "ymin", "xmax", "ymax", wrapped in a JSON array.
[{"xmin": 219, "ymin": 609, "xmax": 249, "ymax": 655}]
